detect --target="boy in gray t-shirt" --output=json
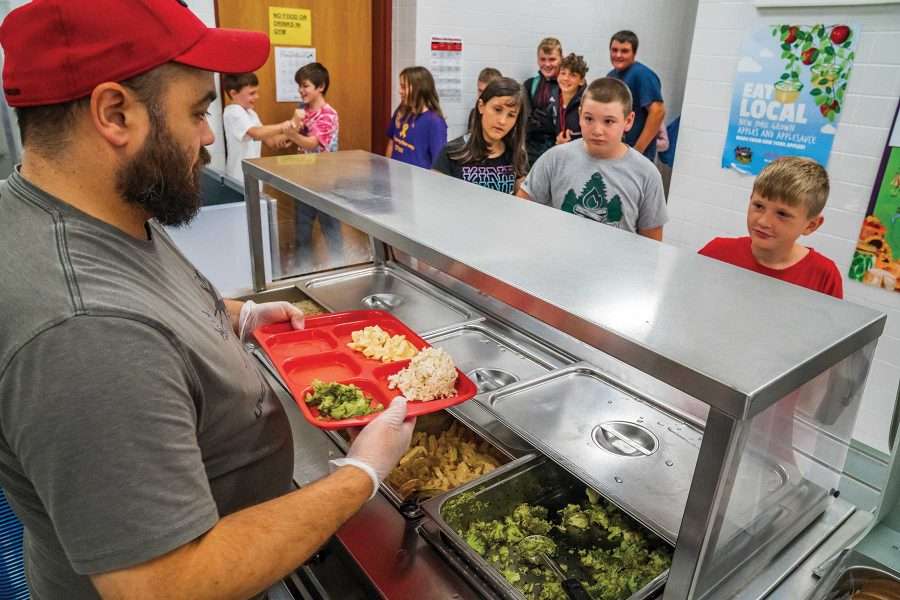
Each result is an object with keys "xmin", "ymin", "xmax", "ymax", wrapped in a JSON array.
[{"xmin": 518, "ymin": 77, "xmax": 668, "ymax": 240}]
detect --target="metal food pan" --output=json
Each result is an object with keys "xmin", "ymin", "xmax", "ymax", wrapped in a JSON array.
[
  {"xmin": 329, "ymin": 410, "xmax": 517, "ymax": 514},
  {"xmin": 421, "ymin": 456, "xmax": 670, "ymax": 600},
  {"xmin": 827, "ymin": 566, "xmax": 900, "ymax": 599},
  {"xmin": 425, "ymin": 321, "xmax": 572, "ymax": 394},
  {"xmin": 482, "ymin": 363, "xmax": 701, "ymax": 543},
  {"xmin": 809, "ymin": 549, "xmax": 900, "ymax": 600},
  {"xmin": 297, "ymin": 264, "xmax": 479, "ymax": 334},
  {"xmin": 427, "ymin": 320, "xmax": 574, "ymax": 456}
]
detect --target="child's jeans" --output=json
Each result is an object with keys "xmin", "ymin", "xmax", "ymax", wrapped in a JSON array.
[{"xmin": 294, "ymin": 203, "xmax": 344, "ymax": 259}]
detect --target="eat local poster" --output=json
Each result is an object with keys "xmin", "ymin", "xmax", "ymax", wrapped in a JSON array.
[{"xmin": 722, "ymin": 24, "xmax": 858, "ymax": 175}]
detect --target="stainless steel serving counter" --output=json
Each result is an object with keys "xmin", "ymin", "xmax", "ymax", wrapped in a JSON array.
[
  {"xmin": 241, "ymin": 151, "xmax": 889, "ymax": 600},
  {"xmin": 243, "ymin": 151, "xmax": 883, "ymax": 420}
]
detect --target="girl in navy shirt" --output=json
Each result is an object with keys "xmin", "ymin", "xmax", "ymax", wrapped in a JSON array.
[
  {"xmin": 386, "ymin": 66, "xmax": 448, "ymax": 168},
  {"xmin": 432, "ymin": 78, "xmax": 528, "ymax": 195}
]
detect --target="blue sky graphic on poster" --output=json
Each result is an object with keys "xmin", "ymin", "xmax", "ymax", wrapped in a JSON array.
[{"xmin": 722, "ymin": 24, "xmax": 858, "ymax": 175}]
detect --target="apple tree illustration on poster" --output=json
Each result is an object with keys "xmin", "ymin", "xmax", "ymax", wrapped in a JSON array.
[{"xmin": 722, "ymin": 24, "xmax": 858, "ymax": 175}]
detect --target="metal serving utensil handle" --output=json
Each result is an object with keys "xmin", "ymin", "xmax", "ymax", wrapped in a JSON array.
[
  {"xmin": 537, "ymin": 552, "xmax": 592, "ymax": 600},
  {"xmin": 560, "ymin": 577, "xmax": 592, "ymax": 600}
]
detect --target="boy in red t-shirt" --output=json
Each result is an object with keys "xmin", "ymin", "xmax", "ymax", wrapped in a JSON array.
[{"xmin": 699, "ymin": 157, "xmax": 843, "ymax": 298}]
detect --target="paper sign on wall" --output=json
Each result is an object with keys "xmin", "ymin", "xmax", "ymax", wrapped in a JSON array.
[
  {"xmin": 849, "ymin": 99, "xmax": 900, "ymax": 293},
  {"xmin": 269, "ymin": 7, "xmax": 311, "ymax": 46},
  {"xmin": 721, "ymin": 24, "xmax": 858, "ymax": 175},
  {"xmin": 274, "ymin": 46, "xmax": 316, "ymax": 103},
  {"xmin": 430, "ymin": 36, "xmax": 463, "ymax": 104}
]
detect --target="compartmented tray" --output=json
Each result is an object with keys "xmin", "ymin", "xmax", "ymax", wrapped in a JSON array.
[{"xmin": 253, "ymin": 310, "xmax": 477, "ymax": 429}]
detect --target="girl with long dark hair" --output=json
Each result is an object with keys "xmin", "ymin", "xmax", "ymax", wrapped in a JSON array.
[
  {"xmin": 432, "ymin": 77, "xmax": 528, "ymax": 195},
  {"xmin": 386, "ymin": 66, "xmax": 448, "ymax": 168}
]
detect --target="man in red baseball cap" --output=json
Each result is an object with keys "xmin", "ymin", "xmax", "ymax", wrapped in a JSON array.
[{"xmin": 0, "ymin": 2, "xmax": 414, "ymax": 599}]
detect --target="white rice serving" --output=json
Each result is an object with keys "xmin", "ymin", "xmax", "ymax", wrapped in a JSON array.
[{"xmin": 387, "ymin": 347, "xmax": 458, "ymax": 401}]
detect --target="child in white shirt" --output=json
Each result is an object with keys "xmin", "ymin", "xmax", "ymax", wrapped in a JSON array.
[{"xmin": 222, "ymin": 72, "xmax": 295, "ymax": 184}]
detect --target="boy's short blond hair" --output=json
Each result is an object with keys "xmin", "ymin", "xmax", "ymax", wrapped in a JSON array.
[
  {"xmin": 537, "ymin": 37, "xmax": 562, "ymax": 56},
  {"xmin": 753, "ymin": 157, "xmax": 830, "ymax": 217}
]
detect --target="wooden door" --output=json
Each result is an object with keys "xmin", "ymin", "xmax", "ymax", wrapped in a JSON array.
[
  {"xmin": 215, "ymin": 0, "xmax": 373, "ymax": 153},
  {"xmin": 215, "ymin": 0, "xmax": 380, "ymax": 276}
]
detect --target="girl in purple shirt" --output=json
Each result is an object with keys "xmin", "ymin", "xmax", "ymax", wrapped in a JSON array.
[{"xmin": 386, "ymin": 66, "xmax": 448, "ymax": 168}]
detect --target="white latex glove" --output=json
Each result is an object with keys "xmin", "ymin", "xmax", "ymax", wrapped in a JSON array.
[
  {"xmin": 238, "ymin": 300, "xmax": 304, "ymax": 342},
  {"xmin": 330, "ymin": 397, "xmax": 416, "ymax": 500}
]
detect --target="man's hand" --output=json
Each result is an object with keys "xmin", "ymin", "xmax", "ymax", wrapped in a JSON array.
[
  {"xmin": 556, "ymin": 129, "xmax": 572, "ymax": 145},
  {"xmin": 237, "ymin": 300, "xmax": 304, "ymax": 342},
  {"xmin": 334, "ymin": 397, "xmax": 415, "ymax": 498}
]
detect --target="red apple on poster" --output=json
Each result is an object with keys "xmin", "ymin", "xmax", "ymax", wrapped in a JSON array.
[
  {"xmin": 784, "ymin": 26, "xmax": 798, "ymax": 44},
  {"xmin": 830, "ymin": 25, "xmax": 850, "ymax": 44},
  {"xmin": 802, "ymin": 47, "xmax": 818, "ymax": 65}
]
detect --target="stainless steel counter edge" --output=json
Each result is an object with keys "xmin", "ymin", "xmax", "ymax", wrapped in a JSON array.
[{"xmin": 242, "ymin": 152, "xmax": 886, "ymax": 420}]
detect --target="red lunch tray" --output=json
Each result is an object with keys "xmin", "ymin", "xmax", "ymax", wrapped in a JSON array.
[{"xmin": 253, "ymin": 310, "xmax": 477, "ymax": 430}]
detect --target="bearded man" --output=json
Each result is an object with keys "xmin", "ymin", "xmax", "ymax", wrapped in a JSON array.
[{"xmin": 0, "ymin": 2, "xmax": 414, "ymax": 599}]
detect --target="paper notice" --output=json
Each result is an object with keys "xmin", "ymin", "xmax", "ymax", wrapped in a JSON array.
[
  {"xmin": 274, "ymin": 47, "xmax": 316, "ymax": 103},
  {"xmin": 430, "ymin": 36, "xmax": 463, "ymax": 104}
]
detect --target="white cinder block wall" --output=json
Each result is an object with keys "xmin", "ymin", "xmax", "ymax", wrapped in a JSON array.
[
  {"xmin": 392, "ymin": 0, "xmax": 700, "ymax": 139},
  {"xmin": 668, "ymin": 1, "xmax": 900, "ymax": 452},
  {"xmin": 194, "ymin": 0, "xmax": 227, "ymax": 173}
]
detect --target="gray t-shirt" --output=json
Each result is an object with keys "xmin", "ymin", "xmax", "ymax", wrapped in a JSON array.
[
  {"xmin": 522, "ymin": 142, "xmax": 668, "ymax": 233},
  {"xmin": 0, "ymin": 171, "xmax": 294, "ymax": 599}
]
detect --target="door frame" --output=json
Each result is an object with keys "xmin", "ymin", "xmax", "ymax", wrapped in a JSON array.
[{"xmin": 371, "ymin": 0, "xmax": 392, "ymax": 155}]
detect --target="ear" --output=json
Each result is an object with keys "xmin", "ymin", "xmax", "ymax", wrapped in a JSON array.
[
  {"xmin": 623, "ymin": 111, "xmax": 636, "ymax": 133},
  {"xmin": 89, "ymin": 82, "xmax": 147, "ymax": 149},
  {"xmin": 477, "ymin": 98, "xmax": 486, "ymax": 115},
  {"xmin": 803, "ymin": 214, "xmax": 825, "ymax": 235}
]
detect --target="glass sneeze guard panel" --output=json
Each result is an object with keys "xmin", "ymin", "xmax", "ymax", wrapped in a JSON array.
[{"xmin": 693, "ymin": 340, "xmax": 877, "ymax": 598}]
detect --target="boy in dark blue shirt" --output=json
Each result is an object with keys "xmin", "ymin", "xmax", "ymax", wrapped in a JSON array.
[{"xmin": 607, "ymin": 30, "xmax": 666, "ymax": 161}]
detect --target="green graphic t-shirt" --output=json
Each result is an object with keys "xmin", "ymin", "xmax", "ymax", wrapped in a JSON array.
[{"xmin": 522, "ymin": 142, "xmax": 668, "ymax": 233}]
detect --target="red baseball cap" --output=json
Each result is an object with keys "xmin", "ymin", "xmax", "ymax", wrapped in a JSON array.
[{"xmin": 0, "ymin": 0, "xmax": 271, "ymax": 107}]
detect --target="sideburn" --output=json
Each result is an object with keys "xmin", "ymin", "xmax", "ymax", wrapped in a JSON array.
[{"xmin": 116, "ymin": 106, "xmax": 210, "ymax": 227}]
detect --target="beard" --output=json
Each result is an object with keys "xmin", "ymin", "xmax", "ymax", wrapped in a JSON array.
[{"xmin": 116, "ymin": 111, "xmax": 211, "ymax": 227}]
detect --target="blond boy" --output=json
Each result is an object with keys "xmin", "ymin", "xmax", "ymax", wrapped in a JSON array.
[
  {"xmin": 524, "ymin": 37, "xmax": 563, "ymax": 166},
  {"xmin": 699, "ymin": 157, "xmax": 842, "ymax": 298}
]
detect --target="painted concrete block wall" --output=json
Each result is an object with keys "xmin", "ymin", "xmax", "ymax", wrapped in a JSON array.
[
  {"xmin": 194, "ymin": 0, "xmax": 227, "ymax": 173},
  {"xmin": 667, "ymin": 1, "xmax": 900, "ymax": 452},
  {"xmin": 392, "ymin": 0, "xmax": 699, "ymax": 139},
  {"xmin": 392, "ymin": 0, "xmax": 418, "ymax": 120}
]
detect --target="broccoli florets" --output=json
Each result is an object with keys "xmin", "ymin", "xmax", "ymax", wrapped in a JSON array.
[
  {"xmin": 559, "ymin": 504, "xmax": 590, "ymax": 530},
  {"xmin": 453, "ymin": 488, "xmax": 671, "ymax": 600},
  {"xmin": 304, "ymin": 380, "xmax": 383, "ymax": 419}
]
